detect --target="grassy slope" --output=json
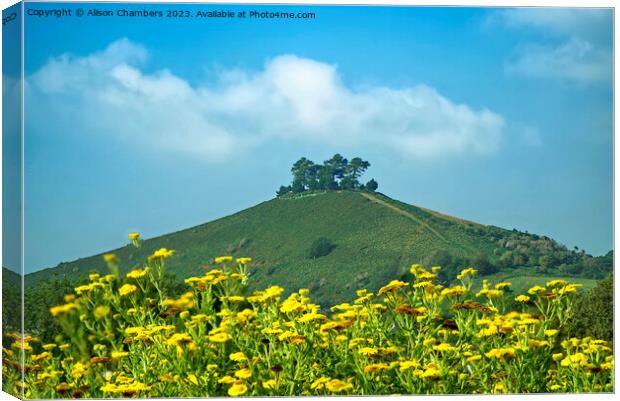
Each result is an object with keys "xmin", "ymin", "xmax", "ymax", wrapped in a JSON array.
[{"xmin": 25, "ymin": 191, "xmax": 599, "ymax": 306}]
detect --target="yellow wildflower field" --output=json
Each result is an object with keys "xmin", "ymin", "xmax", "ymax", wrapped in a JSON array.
[{"xmin": 2, "ymin": 234, "xmax": 613, "ymax": 398}]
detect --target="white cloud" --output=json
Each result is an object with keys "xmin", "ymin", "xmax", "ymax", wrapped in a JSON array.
[
  {"xmin": 492, "ymin": 8, "xmax": 611, "ymax": 42},
  {"xmin": 27, "ymin": 39, "xmax": 504, "ymax": 161},
  {"xmin": 489, "ymin": 8, "xmax": 612, "ymax": 86},
  {"xmin": 507, "ymin": 37, "xmax": 611, "ymax": 85}
]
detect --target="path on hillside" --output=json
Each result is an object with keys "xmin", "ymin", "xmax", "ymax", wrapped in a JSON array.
[{"xmin": 359, "ymin": 193, "xmax": 448, "ymax": 243}]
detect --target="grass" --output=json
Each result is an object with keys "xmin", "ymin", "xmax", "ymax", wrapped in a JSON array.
[{"xmin": 24, "ymin": 190, "xmax": 603, "ymax": 308}]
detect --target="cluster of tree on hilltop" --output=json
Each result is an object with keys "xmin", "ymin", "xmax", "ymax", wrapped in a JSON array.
[{"xmin": 277, "ymin": 154, "xmax": 378, "ymax": 196}]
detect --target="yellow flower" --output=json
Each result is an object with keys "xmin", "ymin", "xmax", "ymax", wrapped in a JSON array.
[
  {"xmin": 187, "ymin": 374, "xmax": 199, "ymax": 385},
  {"xmin": 457, "ymin": 267, "xmax": 477, "ymax": 280},
  {"xmin": 236, "ymin": 257, "xmax": 252, "ymax": 264},
  {"xmin": 50, "ymin": 303, "xmax": 80, "ymax": 317},
  {"xmin": 42, "ymin": 344, "xmax": 57, "ymax": 351},
  {"xmin": 234, "ymin": 368, "xmax": 252, "ymax": 379},
  {"xmin": 432, "ymin": 343, "xmax": 456, "ymax": 352},
  {"xmin": 111, "ymin": 351, "xmax": 129, "ymax": 359},
  {"xmin": 399, "ymin": 360, "xmax": 419, "ymax": 371},
  {"xmin": 88, "ymin": 273, "xmax": 100, "ymax": 281},
  {"xmin": 418, "ymin": 271, "xmax": 437, "ymax": 280},
  {"xmin": 415, "ymin": 364, "xmax": 441, "ymax": 379},
  {"xmin": 215, "ymin": 255, "xmax": 233, "ymax": 263},
  {"xmin": 377, "ymin": 280, "xmax": 408, "ymax": 296},
  {"xmin": 364, "ymin": 363, "xmax": 390, "ymax": 374},
  {"xmin": 528, "ymin": 285, "xmax": 546, "ymax": 295},
  {"xmin": 103, "ymin": 253, "xmax": 119, "ymax": 264},
  {"xmin": 494, "ymin": 282, "xmax": 512, "ymax": 290},
  {"xmin": 93, "ymin": 305, "xmax": 110, "ymax": 319},
  {"xmin": 441, "ymin": 285, "xmax": 466, "ymax": 297},
  {"xmin": 71, "ymin": 362, "xmax": 88, "ymax": 379},
  {"xmin": 228, "ymin": 382, "xmax": 248, "ymax": 397},
  {"xmin": 218, "ymin": 376, "xmax": 236, "ymax": 384},
  {"xmin": 31, "ymin": 352, "xmax": 51, "ymax": 362},
  {"xmin": 493, "ymin": 383, "xmax": 506, "ymax": 394},
  {"xmin": 128, "ymin": 232, "xmax": 140, "ymax": 240},
  {"xmin": 467, "ymin": 355, "xmax": 482, "ymax": 363},
  {"xmin": 263, "ymin": 379, "xmax": 277, "ymax": 390},
  {"xmin": 485, "ymin": 348, "xmax": 516, "ymax": 360},
  {"xmin": 297, "ymin": 313, "xmax": 327, "ymax": 323},
  {"xmin": 148, "ymin": 248, "xmax": 175, "ymax": 261},
  {"xmin": 357, "ymin": 347, "xmax": 379, "ymax": 357},
  {"xmin": 165, "ymin": 333, "xmax": 193, "ymax": 347},
  {"xmin": 560, "ymin": 353, "xmax": 589, "ymax": 368},
  {"xmin": 229, "ymin": 352, "xmax": 247, "ymax": 362},
  {"xmin": 208, "ymin": 332, "xmax": 231, "ymax": 343},
  {"xmin": 515, "ymin": 295, "xmax": 530, "ymax": 302},
  {"xmin": 126, "ymin": 268, "xmax": 149, "ymax": 279},
  {"xmin": 545, "ymin": 329, "xmax": 559, "ymax": 337},
  {"xmin": 423, "ymin": 338, "xmax": 437, "ymax": 346},
  {"xmin": 325, "ymin": 379, "xmax": 353, "ymax": 393},
  {"xmin": 100, "ymin": 381, "xmax": 151, "ymax": 394},
  {"xmin": 118, "ymin": 284, "xmax": 138, "ymax": 297},
  {"xmin": 558, "ymin": 284, "xmax": 582, "ymax": 295},
  {"xmin": 546, "ymin": 279, "xmax": 568, "ymax": 289},
  {"xmin": 476, "ymin": 289, "xmax": 503, "ymax": 299}
]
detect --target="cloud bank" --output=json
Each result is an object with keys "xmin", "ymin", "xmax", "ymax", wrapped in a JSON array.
[
  {"xmin": 490, "ymin": 9, "xmax": 612, "ymax": 85},
  {"xmin": 27, "ymin": 39, "xmax": 504, "ymax": 161}
]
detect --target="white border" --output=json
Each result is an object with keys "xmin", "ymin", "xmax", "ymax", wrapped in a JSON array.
[{"xmin": 0, "ymin": 1, "xmax": 616, "ymax": 400}]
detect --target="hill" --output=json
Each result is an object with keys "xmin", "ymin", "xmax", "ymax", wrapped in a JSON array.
[{"xmin": 25, "ymin": 190, "xmax": 610, "ymax": 308}]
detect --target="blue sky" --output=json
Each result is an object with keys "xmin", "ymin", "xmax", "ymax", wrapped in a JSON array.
[
  {"xmin": 11, "ymin": 3, "xmax": 613, "ymax": 273},
  {"xmin": 2, "ymin": 2, "xmax": 22, "ymax": 274}
]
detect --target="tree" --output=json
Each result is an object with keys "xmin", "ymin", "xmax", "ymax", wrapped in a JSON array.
[
  {"xmin": 339, "ymin": 176, "xmax": 358, "ymax": 190},
  {"xmin": 278, "ymin": 154, "xmax": 378, "ymax": 194},
  {"xmin": 290, "ymin": 157, "xmax": 317, "ymax": 192},
  {"xmin": 346, "ymin": 157, "xmax": 370, "ymax": 182},
  {"xmin": 306, "ymin": 165, "xmax": 322, "ymax": 191},
  {"xmin": 317, "ymin": 166, "xmax": 338, "ymax": 190},
  {"xmin": 322, "ymin": 154, "xmax": 348, "ymax": 188},
  {"xmin": 276, "ymin": 185, "xmax": 292, "ymax": 197},
  {"xmin": 365, "ymin": 179, "xmax": 378, "ymax": 192}
]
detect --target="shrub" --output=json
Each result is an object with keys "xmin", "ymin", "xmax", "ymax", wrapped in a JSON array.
[
  {"xmin": 566, "ymin": 274, "xmax": 613, "ymax": 341},
  {"xmin": 468, "ymin": 254, "xmax": 498, "ymax": 275},
  {"xmin": 307, "ymin": 237, "xmax": 336, "ymax": 259}
]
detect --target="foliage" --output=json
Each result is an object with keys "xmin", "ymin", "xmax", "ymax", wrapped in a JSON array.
[
  {"xmin": 277, "ymin": 154, "xmax": 377, "ymax": 196},
  {"xmin": 2, "ymin": 268, "xmax": 21, "ymax": 346},
  {"xmin": 566, "ymin": 274, "xmax": 613, "ymax": 341},
  {"xmin": 307, "ymin": 238, "xmax": 336, "ymax": 259},
  {"xmin": 364, "ymin": 178, "xmax": 379, "ymax": 192},
  {"xmin": 3, "ymin": 242, "xmax": 613, "ymax": 398}
]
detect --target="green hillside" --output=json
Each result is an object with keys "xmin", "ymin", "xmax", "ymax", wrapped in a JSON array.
[
  {"xmin": 25, "ymin": 190, "xmax": 610, "ymax": 308},
  {"xmin": 2, "ymin": 267, "xmax": 21, "ymax": 340}
]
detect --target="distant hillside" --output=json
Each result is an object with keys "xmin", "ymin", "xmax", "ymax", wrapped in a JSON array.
[
  {"xmin": 2, "ymin": 267, "xmax": 21, "ymax": 337},
  {"xmin": 25, "ymin": 190, "xmax": 611, "ymax": 307}
]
